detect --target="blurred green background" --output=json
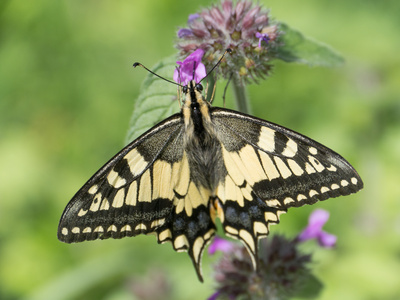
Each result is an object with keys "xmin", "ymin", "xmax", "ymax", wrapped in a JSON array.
[{"xmin": 1, "ymin": 0, "xmax": 399, "ymax": 299}]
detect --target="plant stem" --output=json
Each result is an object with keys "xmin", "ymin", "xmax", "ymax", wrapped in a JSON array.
[
  {"xmin": 206, "ymin": 74, "xmax": 216, "ymax": 103},
  {"xmin": 231, "ymin": 74, "xmax": 252, "ymax": 114}
]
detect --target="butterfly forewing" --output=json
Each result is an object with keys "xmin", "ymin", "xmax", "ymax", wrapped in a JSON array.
[
  {"xmin": 211, "ymin": 108, "xmax": 363, "ymax": 266},
  {"xmin": 58, "ymin": 114, "xmax": 185, "ymax": 242}
]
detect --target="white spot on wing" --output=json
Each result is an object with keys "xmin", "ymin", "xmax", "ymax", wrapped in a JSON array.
[
  {"xmin": 175, "ymin": 199, "xmax": 184, "ymax": 214},
  {"xmin": 308, "ymin": 156, "xmax": 325, "ymax": 172},
  {"xmin": 158, "ymin": 229, "xmax": 171, "ymax": 242},
  {"xmin": 192, "ymin": 237, "xmax": 205, "ymax": 264},
  {"xmin": 225, "ymin": 226, "xmax": 238, "ymax": 235},
  {"xmin": 135, "ymin": 223, "xmax": 147, "ymax": 231},
  {"xmin": 174, "ymin": 234, "xmax": 189, "ymax": 250},
  {"xmin": 305, "ymin": 162, "xmax": 316, "ymax": 174},
  {"xmin": 107, "ymin": 225, "xmax": 117, "ymax": 232},
  {"xmin": 89, "ymin": 193, "xmax": 102, "ymax": 211},
  {"xmin": 125, "ymin": 181, "xmax": 138, "ymax": 206},
  {"xmin": 309, "ymin": 147, "xmax": 318, "ymax": 155},
  {"xmin": 138, "ymin": 169, "xmax": 152, "ymax": 203},
  {"xmin": 331, "ymin": 183, "xmax": 340, "ymax": 190},
  {"xmin": 282, "ymin": 138, "xmax": 298, "ymax": 157},
  {"xmin": 72, "ymin": 227, "xmax": 80, "ymax": 234},
  {"xmin": 121, "ymin": 225, "xmax": 132, "ymax": 232},
  {"xmin": 266, "ymin": 199, "xmax": 281, "ymax": 207},
  {"xmin": 107, "ymin": 169, "xmax": 127, "ymax": 188},
  {"xmin": 173, "ymin": 153, "xmax": 190, "ymax": 195},
  {"xmin": 287, "ymin": 159, "xmax": 304, "ymax": 176},
  {"xmin": 274, "ymin": 157, "xmax": 292, "ymax": 179},
  {"xmin": 283, "ymin": 197, "xmax": 295, "ymax": 205},
  {"xmin": 78, "ymin": 208, "xmax": 87, "ymax": 216},
  {"xmin": 151, "ymin": 218, "xmax": 166, "ymax": 228},
  {"xmin": 125, "ymin": 148, "xmax": 148, "ymax": 176},
  {"xmin": 62, "ymin": 228, "xmax": 68, "ymax": 235},
  {"xmin": 222, "ymin": 146, "xmax": 245, "ymax": 186},
  {"xmin": 94, "ymin": 226, "xmax": 104, "ymax": 233},
  {"xmin": 203, "ymin": 229, "xmax": 214, "ymax": 241},
  {"xmin": 100, "ymin": 199, "xmax": 110, "ymax": 210},
  {"xmin": 321, "ymin": 186, "xmax": 330, "ymax": 193},
  {"xmin": 327, "ymin": 165, "xmax": 337, "ymax": 172},
  {"xmin": 83, "ymin": 227, "xmax": 91, "ymax": 233},
  {"xmin": 112, "ymin": 189, "xmax": 125, "ymax": 208},
  {"xmin": 152, "ymin": 160, "xmax": 174, "ymax": 200},
  {"xmin": 259, "ymin": 152, "xmax": 280, "ymax": 180},
  {"xmin": 239, "ymin": 230, "xmax": 256, "ymax": 255},
  {"xmin": 219, "ymin": 176, "xmax": 244, "ymax": 207},
  {"xmin": 309, "ymin": 189, "xmax": 318, "ymax": 197},
  {"xmin": 265, "ymin": 212, "xmax": 278, "ymax": 222},
  {"xmin": 238, "ymin": 145, "xmax": 267, "ymax": 183},
  {"xmin": 88, "ymin": 185, "xmax": 98, "ymax": 195},
  {"xmin": 351, "ymin": 177, "xmax": 358, "ymax": 185},
  {"xmin": 341, "ymin": 180, "xmax": 349, "ymax": 187},
  {"xmin": 258, "ymin": 127, "xmax": 275, "ymax": 152},
  {"xmin": 297, "ymin": 194, "xmax": 307, "ymax": 201},
  {"xmin": 254, "ymin": 221, "xmax": 269, "ymax": 235}
]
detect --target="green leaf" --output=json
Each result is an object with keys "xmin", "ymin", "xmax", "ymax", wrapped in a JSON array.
[
  {"xmin": 275, "ymin": 23, "xmax": 344, "ymax": 67},
  {"xmin": 295, "ymin": 273, "xmax": 324, "ymax": 299},
  {"xmin": 125, "ymin": 55, "xmax": 180, "ymax": 144}
]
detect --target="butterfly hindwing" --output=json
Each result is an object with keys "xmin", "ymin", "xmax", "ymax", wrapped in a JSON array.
[{"xmin": 211, "ymin": 107, "xmax": 363, "ymax": 266}]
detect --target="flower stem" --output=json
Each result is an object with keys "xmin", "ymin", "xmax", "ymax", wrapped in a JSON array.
[
  {"xmin": 205, "ymin": 74, "xmax": 216, "ymax": 103},
  {"xmin": 231, "ymin": 74, "xmax": 252, "ymax": 114}
]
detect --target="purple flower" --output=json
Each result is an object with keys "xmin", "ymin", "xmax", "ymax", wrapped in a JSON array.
[
  {"xmin": 297, "ymin": 209, "xmax": 337, "ymax": 248},
  {"xmin": 175, "ymin": 0, "xmax": 281, "ymax": 83},
  {"xmin": 177, "ymin": 28, "xmax": 193, "ymax": 38},
  {"xmin": 173, "ymin": 48, "xmax": 207, "ymax": 85},
  {"xmin": 208, "ymin": 236, "xmax": 235, "ymax": 255},
  {"xmin": 188, "ymin": 13, "xmax": 200, "ymax": 23},
  {"xmin": 255, "ymin": 32, "xmax": 270, "ymax": 48},
  {"xmin": 207, "ymin": 291, "xmax": 220, "ymax": 300},
  {"xmin": 177, "ymin": 14, "xmax": 200, "ymax": 38}
]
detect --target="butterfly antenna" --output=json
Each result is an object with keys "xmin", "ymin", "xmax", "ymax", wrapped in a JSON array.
[
  {"xmin": 192, "ymin": 61, "xmax": 197, "ymax": 81},
  {"xmin": 222, "ymin": 73, "xmax": 233, "ymax": 107},
  {"xmin": 133, "ymin": 62, "xmax": 184, "ymax": 88},
  {"xmin": 199, "ymin": 48, "xmax": 232, "ymax": 84}
]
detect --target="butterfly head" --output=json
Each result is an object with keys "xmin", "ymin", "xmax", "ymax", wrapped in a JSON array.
[{"xmin": 182, "ymin": 80, "xmax": 203, "ymax": 101}]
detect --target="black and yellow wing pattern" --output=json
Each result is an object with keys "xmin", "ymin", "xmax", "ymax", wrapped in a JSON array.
[{"xmin": 58, "ymin": 81, "xmax": 363, "ymax": 282}]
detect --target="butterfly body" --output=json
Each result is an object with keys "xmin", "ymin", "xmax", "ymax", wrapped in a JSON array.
[{"xmin": 58, "ymin": 80, "xmax": 363, "ymax": 281}]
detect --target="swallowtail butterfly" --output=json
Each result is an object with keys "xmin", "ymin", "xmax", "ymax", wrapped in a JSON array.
[{"xmin": 58, "ymin": 54, "xmax": 363, "ymax": 282}]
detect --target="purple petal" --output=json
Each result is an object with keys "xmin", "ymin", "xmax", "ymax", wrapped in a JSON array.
[
  {"xmin": 173, "ymin": 49, "xmax": 206, "ymax": 85},
  {"xmin": 255, "ymin": 32, "xmax": 270, "ymax": 48},
  {"xmin": 188, "ymin": 13, "xmax": 200, "ymax": 23},
  {"xmin": 298, "ymin": 209, "xmax": 336, "ymax": 248},
  {"xmin": 308, "ymin": 208, "xmax": 330, "ymax": 229},
  {"xmin": 208, "ymin": 237, "xmax": 234, "ymax": 255},
  {"xmin": 208, "ymin": 291, "xmax": 220, "ymax": 300},
  {"xmin": 177, "ymin": 28, "xmax": 193, "ymax": 38},
  {"xmin": 318, "ymin": 231, "xmax": 337, "ymax": 248}
]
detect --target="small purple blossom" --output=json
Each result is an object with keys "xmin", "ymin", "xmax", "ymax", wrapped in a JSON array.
[
  {"xmin": 207, "ymin": 291, "xmax": 220, "ymax": 300},
  {"xmin": 208, "ymin": 236, "xmax": 235, "ymax": 255},
  {"xmin": 173, "ymin": 48, "xmax": 207, "ymax": 85},
  {"xmin": 188, "ymin": 13, "xmax": 200, "ymax": 23},
  {"xmin": 177, "ymin": 28, "xmax": 193, "ymax": 38},
  {"xmin": 297, "ymin": 209, "xmax": 337, "ymax": 248},
  {"xmin": 255, "ymin": 32, "xmax": 270, "ymax": 48}
]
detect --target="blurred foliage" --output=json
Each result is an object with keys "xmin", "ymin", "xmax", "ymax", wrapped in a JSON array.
[{"xmin": 0, "ymin": 0, "xmax": 399, "ymax": 299}]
